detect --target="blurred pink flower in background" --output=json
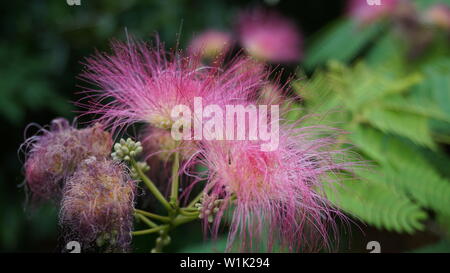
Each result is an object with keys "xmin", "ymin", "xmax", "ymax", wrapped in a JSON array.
[
  {"xmin": 237, "ymin": 8, "xmax": 303, "ymax": 63},
  {"xmin": 424, "ymin": 4, "xmax": 450, "ymax": 30},
  {"xmin": 347, "ymin": 0, "xmax": 400, "ymax": 24},
  {"xmin": 188, "ymin": 30, "xmax": 233, "ymax": 59}
]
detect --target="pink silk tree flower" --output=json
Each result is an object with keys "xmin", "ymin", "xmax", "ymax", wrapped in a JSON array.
[
  {"xmin": 79, "ymin": 38, "xmax": 269, "ymax": 133},
  {"xmin": 188, "ymin": 30, "xmax": 233, "ymax": 60},
  {"xmin": 61, "ymin": 157, "xmax": 135, "ymax": 252},
  {"xmin": 347, "ymin": 0, "xmax": 400, "ymax": 24},
  {"xmin": 196, "ymin": 123, "xmax": 357, "ymax": 252},
  {"xmin": 22, "ymin": 118, "xmax": 113, "ymax": 200},
  {"xmin": 237, "ymin": 9, "xmax": 303, "ymax": 63}
]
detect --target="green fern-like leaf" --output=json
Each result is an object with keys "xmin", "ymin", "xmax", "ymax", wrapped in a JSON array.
[
  {"xmin": 350, "ymin": 126, "xmax": 450, "ymax": 215},
  {"xmin": 362, "ymin": 108, "xmax": 434, "ymax": 148},
  {"xmin": 324, "ymin": 62, "xmax": 422, "ymax": 112},
  {"xmin": 350, "ymin": 125, "xmax": 424, "ymax": 167},
  {"xmin": 304, "ymin": 19, "xmax": 384, "ymax": 69},
  {"xmin": 381, "ymin": 95, "xmax": 449, "ymax": 122},
  {"xmin": 326, "ymin": 177, "xmax": 427, "ymax": 233},
  {"xmin": 294, "ymin": 62, "xmax": 436, "ymax": 148},
  {"xmin": 382, "ymin": 165, "xmax": 450, "ymax": 215},
  {"xmin": 295, "ymin": 61, "xmax": 450, "ymax": 233}
]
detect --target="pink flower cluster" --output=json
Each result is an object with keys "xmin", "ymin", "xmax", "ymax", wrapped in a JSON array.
[
  {"xmin": 79, "ymin": 38, "xmax": 357, "ymax": 252},
  {"xmin": 198, "ymin": 123, "xmax": 354, "ymax": 251},
  {"xmin": 22, "ymin": 118, "xmax": 135, "ymax": 251},
  {"xmin": 23, "ymin": 118, "xmax": 112, "ymax": 200},
  {"xmin": 61, "ymin": 157, "xmax": 135, "ymax": 252},
  {"xmin": 80, "ymin": 39, "xmax": 264, "ymax": 134}
]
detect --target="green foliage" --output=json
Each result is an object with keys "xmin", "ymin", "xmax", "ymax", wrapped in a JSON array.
[
  {"xmin": 296, "ymin": 61, "xmax": 448, "ymax": 147},
  {"xmin": 325, "ymin": 175, "xmax": 426, "ymax": 233},
  {"xmin": 352, "ymin": 127, "xmax": 450, "ymax": 215},
  {"xmin": 297, "ymin": 17, "xmax": 450, "ymax": 237},
  {"xmin": 304, "ymin": 19, "xmax": 384, "ymax": 70},
  {"xmin": 413, "ymin": 0, "xmax": 450, "ymax": 9},
  {"xmin": 0, "ymin": 44, "xmax": 69, "ymax": 124},
  {"xmin": 294, "ymin": 56, "xmax": 450, "ymax": 234}
]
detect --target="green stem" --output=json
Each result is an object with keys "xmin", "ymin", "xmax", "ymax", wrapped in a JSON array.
[
  {"xmin": 170, "ymin": 151, "xmax": 180, "ymax": 205},
  {"xmin": 173, "ymin": 215, "xmax": 199, "ymax": 227},
  {"xmin": 131, "ymin": 159, "xmax": 171, "ymax": 211},
  {"xmin": 135, "ymin": 213, "xmax": 158, "ymax": 228},
  {"xmin": 181, "ymin": 207, "xmax": 198, "ymax": 212},
  {"xmin": 130, "ymin": 152, "xmax": 204, "ymax": 252},
  {"xmin": 135, "ymin": 209, "xmax": 170, "ymax": 222},
  {"xmin": 179, "ymin": 208, "xmax": 200, "ymax": 217},
  {"xmin": 132, "ymin": 225, "xmax": 166, "ymax": 236}
]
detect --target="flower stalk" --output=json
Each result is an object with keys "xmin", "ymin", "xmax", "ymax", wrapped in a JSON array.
[
  {"xmin": 132, "ymin": 226, "xmax": 167, "ymax": 236},
  {"xmin": 134, "ymin": 213, "xmax": 158, "ymax": 228},
  {"xmin": 130, "ymin": 158, "xmax": 172, "ymax": 211},
  {"xmin": 170, "ymin": 151, "xmax": 180, "ymax": 207},
  {"xmin": 134, "ymin": 209, "xmax": 170, "ymax": 223},
  {"xmin": 129, "ymin": 147, "xmax": 200, "ymax": 252}
]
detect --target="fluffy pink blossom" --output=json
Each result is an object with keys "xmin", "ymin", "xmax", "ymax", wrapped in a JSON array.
[
  {"xmin": 237, "ymin": 9, "xmax": 303, "ymax": 63},
  {"xmin": 188, "ymin": 30, "xmax": 233, "ymax": 59},
  {"xmin": 80, "ymin": 38, "xmax": 268, "ymax": 134},
  {"xmin": 347, "ymin": 0, "xmax": 400, "ymax": 24},
  {"xmin": 22, "ymin": 118, "xmax": 112, "ymax": 200},
  {"xmin": 61, "ymin": 157, "xmax": 135, "ymax": 252},
  {"xmin": 197, "ymin": 122, "xmax": 356, "ymax": 252}
]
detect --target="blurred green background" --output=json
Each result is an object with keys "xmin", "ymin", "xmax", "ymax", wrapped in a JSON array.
[{"xmin": 1, "ymin": 0, "xmax": 449, "ymax": 252}]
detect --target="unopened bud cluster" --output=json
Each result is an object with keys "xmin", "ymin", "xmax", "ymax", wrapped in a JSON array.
[
  {"xmin": 112, "ymin": 138, "xmax": 143, "ymax": 161},
  {"xmin": 195, "ymin": 193, "xmax": 223, "ymax": 223},
  {"xmin": 151, "ymin": 230, "xmax": 171, "ymax": 253}
]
